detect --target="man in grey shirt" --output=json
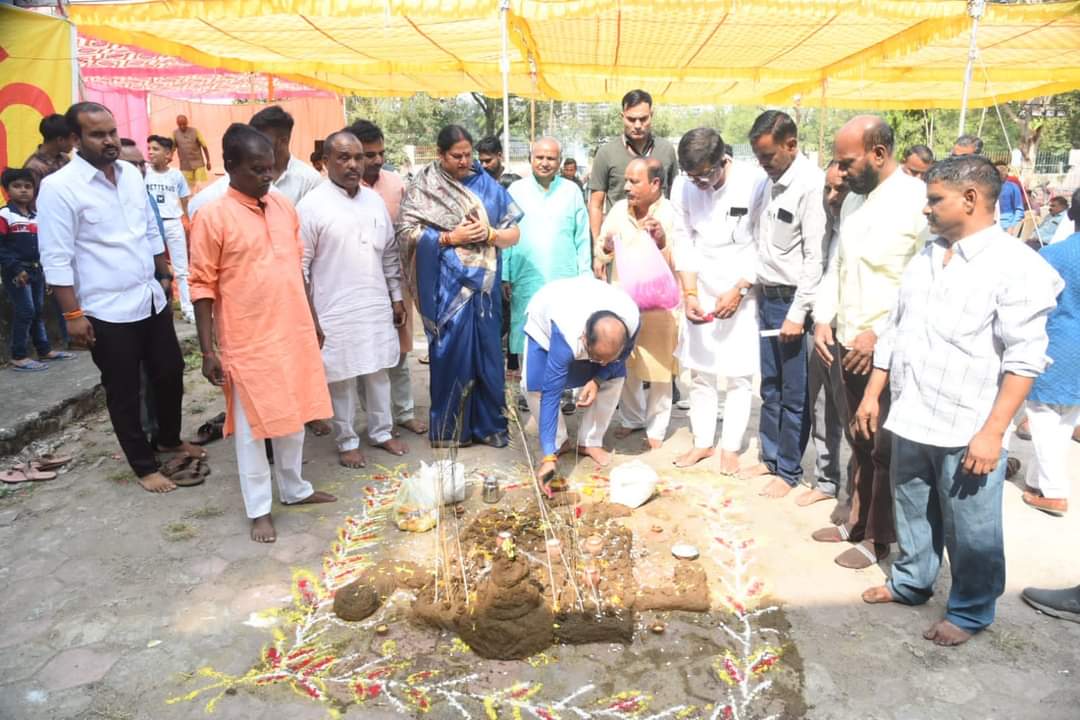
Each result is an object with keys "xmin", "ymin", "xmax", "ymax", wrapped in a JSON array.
[{"xmin": 588, "ymin": 88, "xmax": 678, "ymax": 266}]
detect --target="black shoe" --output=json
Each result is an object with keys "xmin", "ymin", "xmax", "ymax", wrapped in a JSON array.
[
  {"xmin": 516, "ymin": 395, "xmax": 530, "ymax": 412},
  {"xmin": 1021, "ymin": 585, "xmax": 1080, "ymax": 623},
  {"xmin": 478, "ymin": 432, "xmax": 509, "ymax": 448}
]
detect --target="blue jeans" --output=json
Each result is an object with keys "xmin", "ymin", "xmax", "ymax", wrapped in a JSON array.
[
  {"xmin": 757, "ymin": 293, "xmax": 810, "ymax": 486},
  {"xmin": 888, "ymin": 436, "xmax": 1006, "ymax": 632},
  {"xmin": 4, "ymin": 267, "xmax": 51, "ymax": 360}
]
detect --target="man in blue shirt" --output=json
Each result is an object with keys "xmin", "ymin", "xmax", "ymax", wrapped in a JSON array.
[
  {"xmin": 994, "ymin": 160, "xmax": 1025, "ymax": 233},
  {"xmin": 521, "ymin": 277, "xmax": 640, "ymax": 491}
]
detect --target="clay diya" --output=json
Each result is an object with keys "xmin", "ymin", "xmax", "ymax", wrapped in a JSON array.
[
  {"xmin": 671, "ymin": 543, "xmax": 700, "ymax": 560},
  {"xmin": 584, "ymin": 534, "xmax": 604, "ymax": 555}
]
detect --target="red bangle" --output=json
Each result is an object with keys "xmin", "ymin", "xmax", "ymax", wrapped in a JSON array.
[{"xmin": 63, "ymin": 309, "xmax": 84, "ymax": 321}]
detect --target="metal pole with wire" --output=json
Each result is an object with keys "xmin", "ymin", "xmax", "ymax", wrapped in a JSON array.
[
  {"xmin": 499, "ymin": 0, "xmax": 512, "ymax": 164},
  {"xmin": 958, "ymin": 0, "xmax": 986, "ymax": 136}
]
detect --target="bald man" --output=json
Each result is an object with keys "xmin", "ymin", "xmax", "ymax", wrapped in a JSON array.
[
  {"xmin": 812, "ymin": 115, "xmax": 928, "ymax": 570},
  {"xmin": 506, "ymin": 138, "xmax": 592, "ymax": 381}
]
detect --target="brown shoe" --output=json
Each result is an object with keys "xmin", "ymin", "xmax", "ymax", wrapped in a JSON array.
[
  {"xmin": 1023, "ymin": 491, "xmax": 1067, "ymax": 517},
  {"xmin": 811, "ymin": 525, "xmax": 851, "ymax": 543},
  {"xmin": 835, "ymin": 541, "xmax": 889, "ymax": 569}
]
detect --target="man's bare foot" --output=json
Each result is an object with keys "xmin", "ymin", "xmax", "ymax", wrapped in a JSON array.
[
  {"xmin": 613, "ymin": 426, "xmax": 637, "ymax": 440},
  {"xmin": 577, "ymin": 446, "xmax": 612, "ymax": 467},
  {"xmin": 674, "ymin": 447, "xmax": 714, "ymax": 468},
  {"xmin": 397, "ymin": 418, "xmax": 428, "ymax": 435},
  {"xmin": 861, "ymin": 585, "xmax": 896, "ymax": 604},
  {"xmin": 138, "ymin": 471, "xmax": 176, "ymax": 494},
  {"xmin": 759, "ymin": 476, "xmax": 793, "ymax": 498},
  {"xmin": 251, "ymin": 514, "xmax": 276, "ymax": 543},
  {"xmin": 375, "ymin": 437, "xmax": 408, "ymax": 456},
  {"xmin": 156, "ymin": 441, "xmax": 207, "ymax": 459},
  {"xmin": 797, "ymin": 488, "xmax": 834, "ymax": 507},
  {"xmin": 556, "ymin": 439, "xmax": 575, "ymax": 456},
  {"xmin": 339, "ymin": 449, "xmax": 366, "ymax": 469},
  {"xmin": 645, "ymin": 438, "xmax": 663, "ymax": 450},
  {"xmin": 718, "ymin": 450, "xmax": 741, "ymax": 475},
  {"xmin": 740, "ymin": 462, "xmax": 772, "ymax": 479},
  {"xmin": 284, "ymin": 490, "xmax": 337, "ymax": 506},
  {"xmin": 307, "ymin": 419, "xmax": 331, "ymax": 436},
  {"xmin": 923, "ymin": 619, "xmax": 973, "ymax": 646}
]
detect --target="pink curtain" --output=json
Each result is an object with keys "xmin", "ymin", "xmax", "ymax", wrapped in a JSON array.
[{"xmin": 83, "ymin": 85, "xmax": 150, "ymax": 153}]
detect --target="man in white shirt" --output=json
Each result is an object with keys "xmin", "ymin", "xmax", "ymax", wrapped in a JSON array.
[
  {"xmin": 669, "ymin": 128, "xmax": 764, "ymax": 472},
  {"xmin": 857, "ymin": 154, "xmax": 1062, "ymax": 646},
  {"xmin": 746, "ymin": 110, "xmax": 827, "ymax": 497},
  {"xmin": 186, "ymin": 105, "xmax": 322, "ymax": 217},
  {"xmin": 145, "ymin": 134, "xmax": 194, "ymax": 322},
  {"xmin": 298, "ymin": 130, "xmax": 409, "ymax": 469},
  {"xmin": 37, "ymin": 102, "xmax": 198, "ymax": 494},
  {"xmin": 812, "ymin": 116, "xmax": 928, "ymax": 570}
]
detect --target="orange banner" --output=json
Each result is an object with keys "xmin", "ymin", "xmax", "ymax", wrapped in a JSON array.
[{"xmin": 0, "ymin": 5, "xmax": 74, "ymax": 171}]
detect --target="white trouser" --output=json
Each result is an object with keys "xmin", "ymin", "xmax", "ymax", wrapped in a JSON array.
[
  {"xmin": 1025, "ymin": 400, "xmax": 1080, "ymax": 500},
  {"xmin": 521, "ymin": 349, "xmax": 623, "ymax": 449},
  {"xmin": 360, "ymin": 353, "xmax": 415, "ymax": 423},
  {"xmin": 617, "ymin": 373, "xmax": 673, "ymax": 441},
  {"xmin": 232, "ymin": 386, "xmax": 311, "ymax": 519},
  {"xmin": 330, "ymin": 370, "xmax": 393, "ymax": 451},
  {"xmin": 162, "ymin": 217, "xmax": 192, "ymax": 316},
  {"xmin": 689, "ymin": 371, "xmax": 754, "ymax": 452}
]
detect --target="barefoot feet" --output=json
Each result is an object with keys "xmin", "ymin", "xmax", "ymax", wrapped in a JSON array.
[
  {"xmin": 740, "ymin": 462, "xmax": 772, "ymax": 479},
  {"xmin": 375, "ymin": 437, "xmax": 408, "ymax": 456},
  {"xmin": 674, "ymin": 447, "xmax": 714, "ymax": 468},
  {"xmin": 759, "ymin": 476, "xmax": 793, "ymax": 498},
  {"xmin": 797, "ymin": 488, "xmax": 834, "ymax": 507},
  {"xmin": 923, "ymin": 619, "xmax": 972, "ymax": 646},
  {"xmin": 138, "ymin": 471, "xmax": 176, "ymax": 494},
  {"xmin": 307, "ymin": 419, "xmax": 331, "ymax": 436},
  {"xmin": 861, "ymin": 585, "xmax": 896, "ymax": 604},
  {"xmin": 718, "ymin": 450, "xmax": 741, "ymax": 475},
  {"xmin": 613, "ymin": 426, "xmax": 637, "ymax": 440},
  {"xmin": 286, "ymin": 490, "xmax": 337, "ymax": 506},
  {"xmin": 397, "ymin": 418, "xmax": 428, "ymax": 435},
  {"xmin": 645, "ymin": 438, "xmax": 663, "ymax": 451},
  {"xmin": 339, "ymin": 449, "xmax": 366, "ymax": 469},
  {"xmin": 251, "ymin": 514, "xmax": 276, "ymax": 543},
  {"xmin": 156, "ymin": 441, "xmax": 207, "ymax": 460},
  {"xmin": 578, "ymin": 445, "xmax": 612, "ymax": 467}
]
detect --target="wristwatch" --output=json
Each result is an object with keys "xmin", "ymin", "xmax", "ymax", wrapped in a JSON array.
[{"xmin": 738, "ymin": 286, "xmax": 750, "ymax": 297}]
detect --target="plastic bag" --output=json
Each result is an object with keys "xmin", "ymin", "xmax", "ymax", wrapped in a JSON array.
[
  {"xmin": 392, "ymin": 461, "xmax": 465, "ymax": 533},
  {"xmin": 608, "ymin": 460, "xmax": 658, "ymax": 508},
  {"xmin": 614, "ymin": 229, "xmax": 679, "ymax": 311}
]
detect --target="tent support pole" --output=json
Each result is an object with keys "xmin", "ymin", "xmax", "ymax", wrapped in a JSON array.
[
  {"xmin": 500, "ymin": 0, "xmax": 511, "ymax": 164},
  {"xmin": 958, "ymin": 0, "xmax": 985, "ymax": 136}
]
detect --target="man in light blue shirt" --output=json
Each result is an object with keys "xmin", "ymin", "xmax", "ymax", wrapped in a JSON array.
[{"xmin": 994, "ymin": 160, "xmax": 1025, "ymax": 232}]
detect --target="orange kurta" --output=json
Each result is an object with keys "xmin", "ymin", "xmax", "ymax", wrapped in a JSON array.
[{"xmin": 188, "ymin": 186, "xmax": 331, "ymax": 439}]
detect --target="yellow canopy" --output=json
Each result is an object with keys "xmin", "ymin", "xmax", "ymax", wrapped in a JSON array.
[{"xmin": 70, "ymin": 0, "xmax": 1080, "ymax": 108}]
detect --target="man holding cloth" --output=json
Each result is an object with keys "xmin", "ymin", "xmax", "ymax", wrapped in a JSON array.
[
  {"xmin": 524, "ymin": 276, "xmax": 640, "ymax": 487},
  {"xmin": 189, "ymin": 124, "xmax": 336, "ymax": 543},
  {"xmin": 812, "ymin": 116, "xmax": 928, "ymax": 569},
  {"xmin": 298, "ymin": 130, "xmax": 409, "ymax": 468}
]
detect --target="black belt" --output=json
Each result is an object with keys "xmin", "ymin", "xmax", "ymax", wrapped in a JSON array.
[{"xmin": 760, "ymin": 284, "xmax": 796, "ymax": 300}]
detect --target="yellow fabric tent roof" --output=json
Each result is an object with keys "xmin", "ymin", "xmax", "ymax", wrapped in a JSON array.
[{"xmin": 69, "ymin": 0, "xmax": 1080, "ymax": 108}]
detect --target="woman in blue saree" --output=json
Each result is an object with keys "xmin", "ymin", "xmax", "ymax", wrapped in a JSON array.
[{"xmin": 397, "ymin": 125, "xmax": 522, "ymax": 448}]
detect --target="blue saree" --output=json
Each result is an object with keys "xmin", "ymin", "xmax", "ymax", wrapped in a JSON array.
[{"xmin": 397, "ymin": 160, "xmax": 522, "ymax": 445}]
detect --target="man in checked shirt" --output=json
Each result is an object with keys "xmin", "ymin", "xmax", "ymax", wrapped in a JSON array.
[{"xmin": 854, "ymin": 155, "xmax": 1063, "ymax": 646}]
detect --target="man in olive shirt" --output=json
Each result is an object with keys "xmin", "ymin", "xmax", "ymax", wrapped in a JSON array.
[
  {"xmin": 172, "ymin": 115, "xmax": 212, "ymax": 186},
  {"xmin": 588, "ymin": 89, "xmax": 679, "ymax": 256}
]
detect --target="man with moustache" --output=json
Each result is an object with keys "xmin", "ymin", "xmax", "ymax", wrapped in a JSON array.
[
  {"xmin": 813, "ymin": 116, "xmax": 928, "ymax": 569},
  {"xmin": 857, "ymin": 155, "xmax": 1061, "ymax": 646}
]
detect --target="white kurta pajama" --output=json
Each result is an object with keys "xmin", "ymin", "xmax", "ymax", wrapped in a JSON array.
[
  {"xmin": 298, "ymin": 182, "xmax": 402, "ymax": 451},
  {"xmin": 671, "ymin": 162, "xmax": 765, "ymax": 452}
]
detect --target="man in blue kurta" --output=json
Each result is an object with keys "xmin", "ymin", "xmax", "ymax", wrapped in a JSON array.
[
  {"xmin": 506, "ymin": 137, "xmax": 592, "ymax": 359},
  {"xmin": 522, "ymin": 277, "xmax": 640, "ymax": 490},
  {"xmin": 994, "ymin": 160, "xmax": 1025, "ymax": 232}
]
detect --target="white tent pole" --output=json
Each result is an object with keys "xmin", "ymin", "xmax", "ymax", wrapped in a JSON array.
[
  {"xmin": 958, "ymin": 0, "xmax": 985, "ymax": 136},
  {"xmin": 500, "ymin": 0, "xmax": 512, "ymax": 163}
]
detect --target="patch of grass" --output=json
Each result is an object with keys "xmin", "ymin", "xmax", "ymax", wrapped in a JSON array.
[
  {"xmin": 185, "ymin": 504, "xmax": 225, "ymax": 520},
  {"xmin": 162, "ymin": 521, "xmax": 197, "ymax": 542},
  {"xmin": 183, "ymin": 350, "xmax": 202, "ymax": 371},
  {"xmin": 990, "ymin": 628, "xmax": 1031, "ymax": 656},
  {"xmin": 106, "ymin": 468, "xmax": 136, "ymax": 484},
  {"xmin": 187, "ymin": 403, "xmax": 207, "ymax": 415},
  {"xmin": 88, "ymin": 706, "xmax": 134, "ymax": 720}
]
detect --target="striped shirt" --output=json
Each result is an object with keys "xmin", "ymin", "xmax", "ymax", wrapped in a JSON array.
[{"xmin": 875, "ymin": 224, "xmax": 1062, "ymax": 447}]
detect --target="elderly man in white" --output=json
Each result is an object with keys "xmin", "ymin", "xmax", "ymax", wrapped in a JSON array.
[
  {"xmin": 670, "ymin": 129, "xmax": 764, "ymax": 472},
  {"xmin": 298, "ymin": 130, "xmax": 408, "ymax": 468}
]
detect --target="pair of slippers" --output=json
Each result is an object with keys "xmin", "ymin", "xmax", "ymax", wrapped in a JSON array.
[
  {"xmin": 0, "ymin": 453, "xmax": 73, "ymax": 484},
  {"xmin": 192, "ymin": 412, "xmax": 226, "ymax": 446},
  {"xmin": 160, "ymin": 456, "xmax": 211, "ymax": 487}
]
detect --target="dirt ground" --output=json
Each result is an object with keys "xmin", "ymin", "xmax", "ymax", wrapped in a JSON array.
[{"xmin": 0, "ymin": 343, "xmax": 1078, "ymax": 720}]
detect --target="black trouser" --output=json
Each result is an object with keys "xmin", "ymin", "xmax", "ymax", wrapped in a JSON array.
[{"xmin": 89, "ymin": 306, "xmax": 184, "ymax": 478}]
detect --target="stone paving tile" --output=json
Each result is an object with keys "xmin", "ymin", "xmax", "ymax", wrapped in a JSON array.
[
  {"xmin": 267, "ymin": 530, "xmax": 324, "ymax": 564},
  {"xmin": 35, "ymin": 645, "xmax": 120, "ymax": 691},
  {"xmin": 45, "ymin": 610, "xmax": 119, "ymax": 650}
]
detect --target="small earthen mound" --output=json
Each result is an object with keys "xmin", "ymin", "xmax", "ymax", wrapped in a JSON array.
[{"xmin": 333, "ymin": 581, "xmax": 381, "ymax": 621}]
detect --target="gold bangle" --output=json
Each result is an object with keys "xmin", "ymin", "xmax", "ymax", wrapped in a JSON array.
[
  {"xmin": 488, "ymin": 227, "xmax": 497, "ymax": 244},
  {"xmin": 541, "ymin": 454, "xmax": 558, "ymax": 464},
  {"xmin": 683, "ymin": 289, "xmax": 698, "ymax": 297}
]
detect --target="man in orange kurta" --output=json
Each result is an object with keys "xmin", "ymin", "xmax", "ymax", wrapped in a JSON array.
[{"xmin": 188, "ymin": 123, "xmax": 335, "ymax": 543}]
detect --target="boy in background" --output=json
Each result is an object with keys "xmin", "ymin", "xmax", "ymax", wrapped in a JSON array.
[
  {"xmin": 146, "ymin": 135, "xmax": 194, "ymax": 322},
  {"xmin": 1, "ymin": 168, "xmax": 73, "ymax": 370}
]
